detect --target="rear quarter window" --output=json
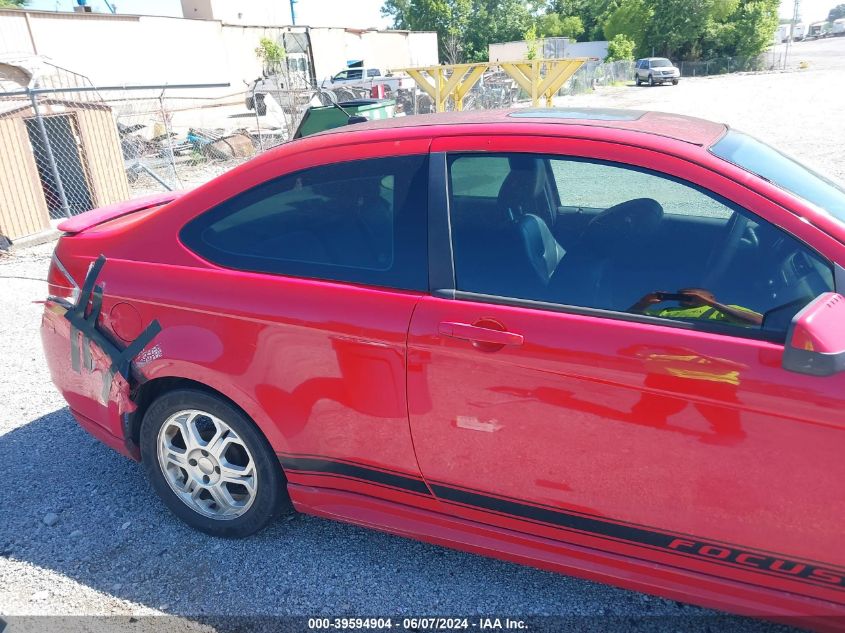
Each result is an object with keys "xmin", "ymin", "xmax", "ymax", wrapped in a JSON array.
[{"xmin": 180, "ymin": 155, "xmax": 429, "ymax": 290}]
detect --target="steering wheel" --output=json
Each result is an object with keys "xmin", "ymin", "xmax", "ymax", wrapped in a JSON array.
[
  {"xmin": 629, "ymin": 288, "xmax": 763, "ymax": 326},
  {"xmin": 702, "ymin": 212, "xmax": 751, "ymax": 289}
]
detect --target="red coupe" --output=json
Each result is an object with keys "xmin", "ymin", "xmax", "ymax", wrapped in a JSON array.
[{"xmin": 41, "ymin": 109, "xmax": 845, "ymax": 628}]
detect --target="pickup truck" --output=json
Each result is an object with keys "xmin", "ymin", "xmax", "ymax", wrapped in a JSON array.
[
  {"xmin": 246, "ymin": 67, "xmax": 414, "ymax": 115},
  {"xmin": 319, "ymin": 68, "xmax": 414, "ymax": 96}
]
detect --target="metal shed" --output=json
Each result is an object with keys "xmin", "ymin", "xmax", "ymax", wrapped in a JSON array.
[{"xmin": 0, "ymin": 57, "xmax": 129, "ymax": 243}]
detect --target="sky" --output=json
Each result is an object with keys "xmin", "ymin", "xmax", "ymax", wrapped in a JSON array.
[{"xmin": 23, "ymin": 0, "xmax": 838, "ymax": 29}]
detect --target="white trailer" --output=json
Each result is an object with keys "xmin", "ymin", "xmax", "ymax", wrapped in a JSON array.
[
  {"xmin": 791, "ymin": 22, "xmax": 807, "ymax": 40},
  {"xmin": 834, "ymin": 18, "xmax": 845, "ymax": 36}
]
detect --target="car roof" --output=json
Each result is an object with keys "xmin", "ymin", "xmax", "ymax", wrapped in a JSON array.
[{"xmin": 315, "ymin": 107, "xmax": 727, "ymax": 147}]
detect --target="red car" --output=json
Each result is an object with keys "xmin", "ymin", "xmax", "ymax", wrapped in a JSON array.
[{"xmin": 42, "ymin": 109, "xmax": 845, "ymax": 627}]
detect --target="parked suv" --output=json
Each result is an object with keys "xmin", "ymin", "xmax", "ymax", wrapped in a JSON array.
[{"xmin": 634, "ymin": 57, "xmax": 680, "ymax": 86}]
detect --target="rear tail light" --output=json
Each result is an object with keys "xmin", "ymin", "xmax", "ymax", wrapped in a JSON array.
[{"xmin": 47, "ymin": 252, "xmax": 79, "ymax": 302}]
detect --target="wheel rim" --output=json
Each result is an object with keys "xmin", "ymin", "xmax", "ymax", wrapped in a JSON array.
[{"xmin": 157, "ymin": 409, "xmax": 258, "ymax": 520}]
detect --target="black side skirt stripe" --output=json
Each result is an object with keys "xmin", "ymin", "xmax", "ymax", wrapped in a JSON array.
[
  {"xmin": 279, "ymin": 455, "xmax": 431, "ymax": 497},
  {"xmin": 279, "ymin": 452, "xmax": 845, "ymax": 593},
  {"xmin": 430, "ymin": 485, "xmax": 845, "ymax": 593}
]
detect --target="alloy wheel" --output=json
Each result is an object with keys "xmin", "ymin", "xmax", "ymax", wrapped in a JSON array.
[{"xmin": 156, "ymin": 409, "xmax": 258, "ymax": 520}]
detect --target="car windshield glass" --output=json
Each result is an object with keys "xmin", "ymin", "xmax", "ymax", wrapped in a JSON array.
[
  {"xmin": 651, "ymin": 59, "xmax": 672, "ymax": 67},
  {"xmin": 711, "ymin": 130, "xmax": 845, "ymax": 223}
]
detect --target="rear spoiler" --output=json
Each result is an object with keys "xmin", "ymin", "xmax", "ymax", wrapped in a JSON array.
[{"xmin": 57, "ymin": 191, "xmax": 185, "ymax": 234}]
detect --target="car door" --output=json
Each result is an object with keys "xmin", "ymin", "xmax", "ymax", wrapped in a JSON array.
[
  {"xmin": 177, "ymin": 148, "xmax": 433, "ymax": 506},
  {"xmin": 407, "ymin": 136, "xmax": 845, "ymax": 604}
]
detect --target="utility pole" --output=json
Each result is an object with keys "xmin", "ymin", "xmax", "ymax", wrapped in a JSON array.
[
  {"xmin": 784, "ymin": 0, "xmax": 800, "ymax": 69},
  {"xmin": 290, "ymin": 0, "xmax": 297, "ymax": 25}
]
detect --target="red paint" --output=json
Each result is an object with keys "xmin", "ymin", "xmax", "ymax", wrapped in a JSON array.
[
  {"xmin": 56, "ymin": 190, "xmax": 184, "ymax": 234},
  {"xmin": 108, "ymin": 302, "xmax": 144, "ymax": 342},
  {"xmin": 40, "ymin": 110, "xmax": 845, "ymax": 626},
  {"xmin": 790, "ymin": 293, "xmax": 845, "ymax": 353}
]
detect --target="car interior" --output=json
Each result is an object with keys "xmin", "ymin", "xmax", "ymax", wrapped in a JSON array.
[
  {"xmin": 197, "ymin": 172, "xmax": 398, "ymax": 271},
  {"xmin": 448, "ymin": 154, "xmax": 834, "ymax": 335}
]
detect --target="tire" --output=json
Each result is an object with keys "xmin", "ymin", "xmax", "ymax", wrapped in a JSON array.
[
  {"xmin": 634, "ymin": 75, "xmax": 641, "ymax": 86},
  {"xmin": 245, "ymin": 96, "xmax": 255, "ymax": 110},
  {"xmin": 140, "ymin": 388, "xmax": 291, "ymax": 538},
  {"xmin": 672, "ymin": 79, "xmax": 679, "ymax": 85},
  {"xmin": 648, "ymin": 74, "xmax": 655, "ymax": 86},
  {"xmin": 255, "ymin": 96, "xmax": 267, "ymax": 116}
]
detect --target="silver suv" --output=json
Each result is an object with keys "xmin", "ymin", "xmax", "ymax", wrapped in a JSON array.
[{"xmin": 634, "ymin": 58, "xmax": 680, "ymax": 86}]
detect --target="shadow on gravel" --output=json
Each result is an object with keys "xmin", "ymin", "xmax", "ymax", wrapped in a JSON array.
[{"xmin": 0, "ymin": 408, "xmax": 796, "ymax": 631}]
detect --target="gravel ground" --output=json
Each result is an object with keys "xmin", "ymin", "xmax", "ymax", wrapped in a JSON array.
[
  {"xmin": 553, "ymin": 37, "xmax": 845, "ymax": 182},
  {"xmin": 4, "ymin": 42, "xmax": 842, "ymax": 632}
]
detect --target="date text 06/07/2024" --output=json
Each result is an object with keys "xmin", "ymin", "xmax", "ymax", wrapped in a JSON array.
[{"xmin": 307, "ymin": 617, "xmax": 528, "ymax": 630}]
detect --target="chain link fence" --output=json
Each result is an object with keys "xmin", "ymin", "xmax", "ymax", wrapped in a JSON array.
[
  {"xmin": 0, "ymin": 49, "xmax": 794, "ymax": 242},
  {"xmin": 676, "ymin": 51, "xmax": 786, "ymax": 77}
]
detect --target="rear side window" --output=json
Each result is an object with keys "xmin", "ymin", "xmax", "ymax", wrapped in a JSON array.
[
  {"xmin": 181, "ymin": 155, "xmax": 428, "ymax": 290},
  {"xmin": 367, "ymin": 69, "xmax": 381, "ymax": 77}
]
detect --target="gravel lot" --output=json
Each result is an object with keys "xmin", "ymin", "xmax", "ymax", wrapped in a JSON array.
[
  {"xmin": 4, "ymin": 40, "xmax": 843, "ymax": 633},
  {"xmin": 554, "ymin": 37, "xmax": 845, "ymax": 182}
]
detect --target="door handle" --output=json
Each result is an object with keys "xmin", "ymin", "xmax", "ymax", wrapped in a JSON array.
[{"xmin": 438, "ymin": 321, "xmax": 524, "ymax": 346}]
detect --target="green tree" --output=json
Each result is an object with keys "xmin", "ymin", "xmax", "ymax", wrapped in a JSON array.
[
  {"xmin": 254, "ymin": 37, "xmax": 285, "ymax": 75},
  {"xmin": 602, "ymin": 0, "xmax": 651, "ymax": 52},
  {"xmin": 382, "ymin": 0, "xmax": 460, "ymax": 59},
  {"xmin": 537, "ymin": 13, "xmax": 585, "ymax": 37},
  {"xmin": 525, "ymin": 24, "xmax": 540, "ymax": 58},
  {"xmin": 383, "ymin": 0, "xmax": 525, "ymax": 62},
  {"xmin": 722, "ymin": 0, "xmax": 779, "ymax": 57},
  {"xmin": 642, "ymin": 0, "xmax": 716, "ymax": 58},
  {"xmin": 604, "ymin": 33, "xmax": 636, "ymax": 60},
  {"xmin": 0, "ymin": 0, "xmax": 27, "ymax": 6},
  {"xmin": 829, "ymin": 4, "xmax": 845, "ymax": 20}
]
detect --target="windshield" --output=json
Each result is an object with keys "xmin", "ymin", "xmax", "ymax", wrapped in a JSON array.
[
  {"xmin": 711, "ymin": 130, "xmax": 845, "ymax": 223},
  {"xmin": 651, "ymin": 59, "xmax": 672, "ymax": 67}
]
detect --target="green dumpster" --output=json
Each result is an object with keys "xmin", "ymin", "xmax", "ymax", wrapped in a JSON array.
[{"xmin": 294, "ymin": 99, "xmax": 396, "ymax": 139}]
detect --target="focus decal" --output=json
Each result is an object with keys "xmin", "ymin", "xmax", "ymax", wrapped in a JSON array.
[{"xmin": 280, "ymin": 452, "xmax": 845, "ymax": 592}]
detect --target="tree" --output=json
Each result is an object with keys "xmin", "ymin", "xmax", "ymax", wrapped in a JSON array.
[
  {"xmin": 382, "ymin": 0, "xmax": 517, "ymax": 63},
  {"xmin": 829, "ymin": 4, "xmax": 845, "ymax": 21},
  {"xmin": 602, "ymin": 0, "xmax": 651, "ymax": 51},
  {"xmin": 642, "ymin": 0, "xmax": 716, "ymax": 58},
  {"xmin": 382, "ymin": 0, "xmax": 463, "ymax": 59},
  {"xmin": 725, "ymin": 0, "xmax": 779, "ymax": 58},
  {"xmin": 0, "ymin": 0, "xmax": 27, "ymax": 6},
  {"xmin": 254, "ymin": 37, "xmax": 285, "ymax": 75},
  {"xmin": 537, "ymin": 13, "xmax": 585, "ymax": 37},
  {"xmin": 605, "ymin": 33, "xmax": 635, "ymax": 60},
  {"xmin": 524, "ymin": 24, "xmax": 540, "ymax": 58}
]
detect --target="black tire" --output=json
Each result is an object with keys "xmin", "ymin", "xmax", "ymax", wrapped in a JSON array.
[
  {"xmin": 140, "ymin": 388, "xmax": 291, "ymax": 538},
  {"xmin": 634, "ymin": 75, "xmax": 640, "ymax": 86},
  {"xmin": 648, "ymin": 74, "xmax": 655, "ymax": 86},
  {"xmin": 245, "ymin": 96, "xmax": 255, "ymax": 110},
  {"xmin": 672, "ymin": 79, "xmax": 679, "ymax": 85},
  {"xmin": 255, "ymin": 95, "xmax": 267, "ymax": 116}
]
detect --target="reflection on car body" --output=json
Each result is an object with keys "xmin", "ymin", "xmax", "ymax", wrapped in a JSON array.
[{"xmin": 41, "ymin": 107, "xmax": 845, "ymax": 628}]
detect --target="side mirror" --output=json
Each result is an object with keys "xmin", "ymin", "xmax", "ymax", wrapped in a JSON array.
[
  {"xmin": 782, "ymin": 292, "xmax": 845, "ymax": 376},
  {"xmin": 347, "ymin": 115, "xmax": 368, "ymax": 125}
]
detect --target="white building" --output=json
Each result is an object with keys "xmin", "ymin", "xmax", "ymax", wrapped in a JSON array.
[
  {"xmin": 0, "ymin": 7, "xmax": 438, "ymax": 91},
  {"xmin": 489, "ymin": 37, "xmax": 608, "ymax": 63},
  {"xmin": 180, "ymin": 0, "xmax": 291, "ymax": 26}
]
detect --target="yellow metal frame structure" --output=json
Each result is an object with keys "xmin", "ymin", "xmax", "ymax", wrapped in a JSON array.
[{"xmin": 396, "ymin": 58, "xmax": 589, "ymax": 112}]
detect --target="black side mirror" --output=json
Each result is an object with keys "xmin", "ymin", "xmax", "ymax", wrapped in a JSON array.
[{"xmin": 347, "ymin": 115, "xmax": 368, "ymax": 125}]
